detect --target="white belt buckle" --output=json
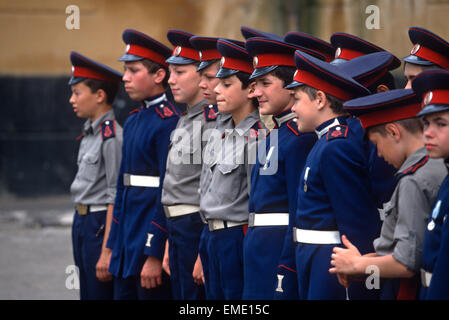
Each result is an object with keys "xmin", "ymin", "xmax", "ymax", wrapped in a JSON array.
[
  {"xmin": 249, "ymin": 213, "xmax": 289, "ymax": 227},
  {"xmin": 165, "ymin": 204, "xmax": 200, "ymax": 218},
  {"xmin": 124, "ymin": 173, "xmax": 159, "ymax": 188},
  {"xmin": 89, "ymin": 205, "xmax": 108, "ymax": 212}
]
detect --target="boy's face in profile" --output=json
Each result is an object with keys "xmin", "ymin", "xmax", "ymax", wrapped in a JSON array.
[
  {"xmin": 198, "ymin": 62, "xmax": 220, "ymax": 104},
  {"xmin": 168, "ymin": 64, "xmax": 202, "ymax": 105},
  {"xmin": 291, "ymin": 87, "xmax": 319, "ymax": 132},
  {"xmin": 423, "ymin": 111, "xmax": 449, "ymax": 159},
  {"xmin": 123, "ymin": 61, "xmax": 156, "ymax": 101},
  {"xmin": 404, "ymin": 62, "xmax": 428, "ymax": 89},
  {"xmin": 214, "ymin": 75, "xmax": 249, "ymax": 114},
  {"xmin": 253, "ymin": 73, "xmax": 292, "ymax": 115},
  {"xmin": 69, "ymin": 81, "xmax": 99, "ymax": 119},
  {"xmin": 367, "ymin": 128, "xmax": 404, "ymax": 169}
]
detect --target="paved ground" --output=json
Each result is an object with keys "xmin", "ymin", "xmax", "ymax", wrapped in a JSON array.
[{"xmin": 0, "ymin": 195, "xmax": 79, "ymax": 300}]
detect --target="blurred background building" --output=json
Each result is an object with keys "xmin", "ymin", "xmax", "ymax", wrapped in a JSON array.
[{"xmin": 1, "ymin": 0, "xmax": 449, "ymax": 198}]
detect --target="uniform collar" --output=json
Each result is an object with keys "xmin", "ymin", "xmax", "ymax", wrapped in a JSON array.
[
  {"xmin": 83, "ymin": 109, "xmax": 114, "ymax": 136},
  {"xmin": 396, "ymin": 147, "xmax": 428, "ymax": 175},
  {"xmin": 273, "ymin": 109, "xmax": 296, "ymax": 128},
  {"xmin": 233, "ymin": 109, "xmax": 261, "ymax": 136},
  {"xmin": 143, "ymin": 92, "xmax": 167, "ymax": 109},
  {"xmin": 315, "ymin": 116, "xmax": 347, "ymax": 139},
  {"xmin": 186, "ymin": 99, "xmax": 208, "ymax": 118}
]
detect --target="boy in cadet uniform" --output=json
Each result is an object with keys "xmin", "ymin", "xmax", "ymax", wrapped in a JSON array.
[
  {"xmin": 403, "ymin": 27, "xmax": 449, "ymax": 88},
  {"xmin": 200, "ymin": 39, "xmax": 267, "ymax": 300},
  {"xmin": 69, "ymin": 51, "xmax": 123, "ymax": 300},
  {"xmin": 106, "ymin": 29, "xmax": 178, "ymax": 300},
  {"xmin": 189, "ymin": 36, "xmax": 235, "ymax": 296},
  {"xmin": 286, "ymin": 50, "xmax": 381, "ymax": 300},
  {"xmin": 242, "ymin": 37, "xmax": 319, "ymax": 300},
  {"xmin": 413, "ymin": 70, "xmax": 449, "ymax": 299},
  {"xmin": 329, "ymin": 88, "xmax": 446, "ymax": 300},
  {"xmin": 161, "ymin": 30, "xmax": 219, "ymax": 300}
]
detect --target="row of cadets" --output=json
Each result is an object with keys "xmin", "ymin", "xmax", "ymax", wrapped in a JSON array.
[
  {"xmin": 199, "ymin": 38, "xmax": 267, "ymax": 299},
  {"xmin": 330, "ymin": 87, "xmax": 446, "ymax": 299},
  {"xmin": 160, "ymin": 29, "xmax": 220, "ymax": 300},
  {"xmin": 68, "ymin": 51, "xmax": 123, "ymax": 300},
  {"xmin": 286, "ymin": 50, "xmax": 384, "ymax": 300},
  {"xmin": 414, "ymin": 70, "xmax": 449, "ymax": 299},
  {"xmin": 242, "ymin": 36, "xmax": 319, "ymax": 299},
  {"xmin": 190, "ymin": 35, "xmax": 237, "ymax": 299},
  {"xmin": 106, "ymin": 29, "xmax": 179, "ymax": 300}
]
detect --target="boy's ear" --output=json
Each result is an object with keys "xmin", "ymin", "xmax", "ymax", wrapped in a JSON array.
[
  {"xmin": 96, "ymin": 88, "xmax": 107, "ymax": 104},
  {"xmin": 385, "ymin": 122, "xmax": 401, "ymax": 141},
  {"xmin": 247, "ymin": 81, "xmax": 256, "ymax": 99},
  {"xmin": 154, "ymin": 68, "xmax": 167, "ymax": 85},
  {"xmin": 315, "ymin": 90, "xmax": 328, "ymax": 110},
  {"xmin": 376, "ymin": 84, "xmax": 390, "ymax": 93}
]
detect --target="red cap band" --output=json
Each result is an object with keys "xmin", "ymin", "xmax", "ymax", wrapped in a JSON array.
[
  {"xmin": 127, "ymin": 44, "xmax": 168, "ymax": 67},
  {"xmin": 72, "ymin": 66, "xmax": 115, "ymax": 82},
  {"xmin": 422, "ymin": 89, "xmax": 449, "ymax": 107},
  {"xmin": 357, "ymin": 103, "xmax": 422, "ymax": 129},
  {"xmin": 200, "ymin": 48, "xmax": 221, "ymax": 61},
  {"xmin": 335, "ymin": 47, "xmax": 365, "ymax": 60},
  {"xmin": 254, "ymin": 53, "xmax": 295, "ymax": 68},
  {"xmin": 172, "ymin": 46, "xmax": 200, "ymax": 61},
  {"xmin": 411, "ymin": 44, "xmax": 449, "ymax": 70},
  {"xmin": 221, "ymin": 56, "xmax": 253, "ymax": 74},
  {"xmin": 293, "ymin": 69, "xmax": 352, "ymax": 101}
]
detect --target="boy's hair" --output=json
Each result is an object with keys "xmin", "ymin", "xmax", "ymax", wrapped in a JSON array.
[
  {"xmin": 297, "ymin": 85, "xmax": 344, "ymax": 115},
  {"xmin": 367, "ymin": 71, "xmax": 396, "ymax": 93},
  {"xmin": 140, "ymin": 59, "xmax": 171, "ymax": 89},
  {"xmin": 83, "ymin": 78, "xmax": 119, "ymax": 105},
  {"xmin": 271, "ymin": 66, "xmax": 296, "ymax": 87},
  {"xmin": 368, "ymin": 118, "xmax": 424, "ymax": 136},
  {"xmin": 235, "ymin": 71, "xmax": 259, "ymax": 107}
]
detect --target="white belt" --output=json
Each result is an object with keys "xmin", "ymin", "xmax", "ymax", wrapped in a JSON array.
[
  {"xmin": 293, "ymin": 227, "xmax": 341, "ymax": 244},
  {"xmin": 164, "ymin": 204, "xmax": 200, "ymax": 218},
  {"xmin": 208, "ymin": 219, "xmax": 247, "ymax": 232},
  {"xmin": 420, "ymin": 268, "xmax": 432, "ymax": 288},
  {"xmin": 248, "ymin": 212, "xmax": 289, "ymax": 227},
  {"xmin": 123, "ymin": 173, "xmax": 159, "ymax": 188}
]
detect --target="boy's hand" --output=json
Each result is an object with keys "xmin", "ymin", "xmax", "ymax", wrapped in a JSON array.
[
  {"xmin": 192, "ymin": 254, "xmax": 204, "ymax": 286},
  {"xmin": 96, "ymin": 248, "xmax": 113, "ymax": 282},
  {"xmin": 141, "ymin": 256, "xmax": 162, "ymax": 289},
  {"xmin": 329, "ymin": 235, "xmax": 361, "ymax": 275}
]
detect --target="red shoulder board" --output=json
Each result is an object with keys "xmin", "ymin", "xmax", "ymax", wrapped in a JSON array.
[
  {"xmin": 287, "ymin": 119, "xmax": 300, "ymax": 136},
  {"xmin": 397, "ymin": 155, "xmax": 429, "ymax": 179},
  {"xmin": 203, "ymin": 104, "xmax": 219, "ymax": 121},
  {"xmin": 101, "ymin": 120, "xmax": 116, "ymax": 141},
  {"xmin": 76, "ymin": 133, "xmax": 84, "ymax": 141},
  {"xmin": 326, "ymin": 125, "xmax": 348, "ymax": 141},
  {"xmin": 129, "ymin": 108, "xmax": 141, "ymax": 115},
  {"xmin": 247, "ymin": 121, "xmax": 267, "ymax": 141},
  {"xmin": 155, "ymin": 102, "xmax": 178, "ymax": 119}
]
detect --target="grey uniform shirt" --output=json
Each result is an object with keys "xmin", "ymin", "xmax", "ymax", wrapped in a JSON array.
[
  {"xmin": 162, "ymin": 100, "xmax": 217, "ymax": 206},
  {"xmin": 70, "ymin": 110, "xmax": 123, "ymax": 205},
  {"xmin": 200, "ymin": 110, "xmax": 267, "ymax": 223},
  {"xmin": 374, "ymin": 147, "xmax": 447, "ymax": 272}
]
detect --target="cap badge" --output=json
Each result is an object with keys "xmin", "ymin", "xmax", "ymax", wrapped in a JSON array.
[
  {"xmin": 220, "ymin": 56, "xmax": 226, "ymax": 69},
  {"xmin": 424, "ymin": 91, "xmax": 433, "ymax": 106},
  {"xmin": 125, "ymin": 44, "xmax": 130, "ymax": 53},
  {"xmin": 71, "ymin": 66, "xmax": 75, "ymax": 73},
  {"xmin": 174, "ymin": 46, "xmax": 182, "ymax": 56},
  {"xmin": 253, "ymin": 56, "xmax": 258, "ymax": 69},
  {"xmin": 411, "ymin": 44, "xmax": 421, "ymax": 55},
  {"xmin": 335, "ymin": 47, "xmax": 342, "ymax": 59},
  {"xmin": 199, "ymin": 51, "xmax": 203, "ymax": 61}
]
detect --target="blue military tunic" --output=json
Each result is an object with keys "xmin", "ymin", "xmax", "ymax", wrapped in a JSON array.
[
  {"xmin": 243, "ymin": 110, "xmax": 316, "ymax": 299},
  {"xmin": 420, "ymin": 159, "xmax": 449, "ymax": 299},
  {"xmin": 294, "ymin": 116, "xmax": 381, "ymax": 300},
  {"xmin": 107, "ymin": 92, "xmax": 179, "ymax": 279}
]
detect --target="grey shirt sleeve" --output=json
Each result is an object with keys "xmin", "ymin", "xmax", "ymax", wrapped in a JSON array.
[{"xmin": 102, "ymin": 134, "xmax": 122, "ymax": 204}]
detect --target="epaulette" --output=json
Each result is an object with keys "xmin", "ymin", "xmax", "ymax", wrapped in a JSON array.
[
  {"xmin": 247, "ymin": 120, "xmax": 266, "ymax": 141},
  {"xmin": 129, "ymin": 108, "xmax": 141, "ymax": 115},
  {"xmin": 326, "ymin": 124, "xmax": 348, "ymax": 141},
  {"xmin": 76, "ymin": 133, "xmax": 84, "ymax": 141},
  {"xmin": 155, "ymin": 101, "xmax": 178, "ymax": 119},
  {"xmin": 286, "ymin": 119, "xmax": 300, "ymax": 136},
  {"xmin": 101, "ymin": 120, "xmax": 116, "ymax": 141},
  {"xmin": 203, "ymin": 104, "xmax": 219, "ymax": 121},
  {"xmin": 397, "ymin": 155, "xmax": 429, "ymax": 179}
]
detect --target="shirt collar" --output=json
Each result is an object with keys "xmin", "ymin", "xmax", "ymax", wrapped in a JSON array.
[
  {"xmin": 396, "ymin": 147, "xmax": 428, "ymax": 175},
  {"xmin": 315, "ymin": 116, "xmax": 347, "ymax": 139},
  {"xmin": 83, "ymin": 110, "xmax": 114, "ymax": 136},
  {"xmin": 233, "ymin": 110, "xmax": 261, "ymax": 136},
  {"xmin": 273, "ymin": 110, "xmax": 296, "ymax": 128},
  {"xmin": 143, "ymin": 92, "xmax": 167, "ymax": 109},
  {"xmin": 186, "ymin": 99, "xmax": 208, "ymax": 118}
]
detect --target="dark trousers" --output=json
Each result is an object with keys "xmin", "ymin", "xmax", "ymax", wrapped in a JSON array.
[
  {"xmin": 71, "ymin": 209, "xmax": 113, "ymax": 300},
  {"xmin": 113, "ymin": 271, "xmax": 172, "ymax": 300}
]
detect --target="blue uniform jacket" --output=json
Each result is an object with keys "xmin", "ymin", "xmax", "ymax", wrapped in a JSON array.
[
  {"xmin": 107, "ymin": 92, "xmax": 180, "ymax": 278},
  {"xmin": 421, "ymin": 162, "xmax": 449, "ymax": 299},
  {"xmin": 295, "ymin": 116, "xmax": 381, "ymax": 254}
]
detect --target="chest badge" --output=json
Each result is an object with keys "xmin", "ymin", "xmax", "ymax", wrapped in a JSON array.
[{"xmin": 303, "ymin": 167, "xmax": 310, "ymax": 192}]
